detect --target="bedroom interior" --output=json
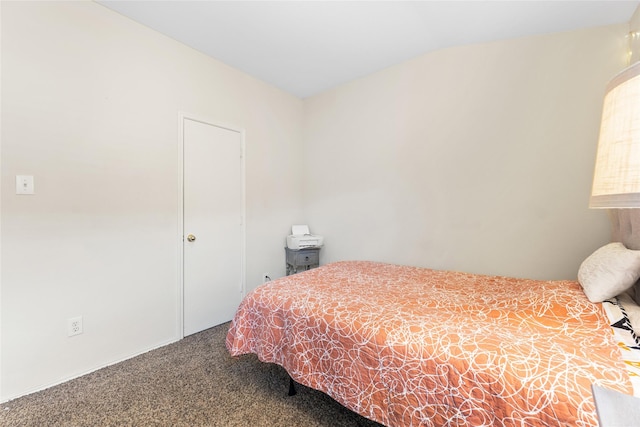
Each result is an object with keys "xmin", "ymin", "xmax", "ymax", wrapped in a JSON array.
[{"xmin": 3, "ymin": 0, "xmax": 640, "ymax": 425}]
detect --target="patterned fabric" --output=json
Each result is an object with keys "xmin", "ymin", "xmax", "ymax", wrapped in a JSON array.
[
  {"xmin": 226, "ymin": 261, "xmax": 632, "ymax": 427},
  {"xmin": 602, "ymin": 298, "xmax": 640, "ymax": 395}
]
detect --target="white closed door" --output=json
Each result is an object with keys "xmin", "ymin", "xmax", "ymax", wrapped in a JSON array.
[{"xmin": 183, "ymin": 118, "xmax": 243, "ymax": 337}]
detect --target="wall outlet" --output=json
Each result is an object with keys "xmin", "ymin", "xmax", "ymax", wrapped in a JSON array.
[
  {"xmin": 67, "ymin": 316, "xmax": 83, "ymax": 337},
  {"xmin": 263, "ymin": 273, "xmax": 271, "ymax": 283}
]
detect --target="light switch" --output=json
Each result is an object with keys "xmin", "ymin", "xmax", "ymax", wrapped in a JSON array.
[{"xmin": 16, "ymin": 175, "xmax": 34, "ymax": 195}]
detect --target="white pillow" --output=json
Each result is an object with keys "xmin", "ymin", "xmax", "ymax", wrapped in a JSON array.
[{"xmin": 578, "ymin": 242, "xmax": 640, "ymax": 303}]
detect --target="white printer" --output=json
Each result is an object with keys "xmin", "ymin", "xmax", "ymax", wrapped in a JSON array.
[{"xmin": 286, "ymin": 225, "xmax": 324, "ymax": 250}]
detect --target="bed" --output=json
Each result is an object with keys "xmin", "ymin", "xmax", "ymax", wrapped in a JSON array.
[{"xmin": 226, "ymin": 213, "xmax": 640, "ymax": 427}]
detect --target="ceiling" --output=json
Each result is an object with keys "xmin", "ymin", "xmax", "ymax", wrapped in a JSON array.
[{"xmin": 99, "ymin": 1, "xmax": 639, "ymax": 99}]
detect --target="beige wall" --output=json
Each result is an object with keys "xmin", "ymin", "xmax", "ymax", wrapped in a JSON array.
[
  {"xmin": 629, "ymin": 5, "xmax": 640, "ymax": 64},
  {"xmin": 303, "ymin": 24, "xmax": 628, "ymax": 280},
  {"xmin": 1, "ymin": 2, "xmax": 303, "ymax": 400}
]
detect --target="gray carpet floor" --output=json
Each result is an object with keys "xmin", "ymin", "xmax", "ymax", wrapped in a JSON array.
[{"xmin": 0, "ymin": 322, "xmax": 385, "ymax": 427}]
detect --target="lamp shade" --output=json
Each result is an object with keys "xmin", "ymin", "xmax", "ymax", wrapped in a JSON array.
[{"xmin": 590, "ymin": 61, "xmax": 640, "ymax": 208}]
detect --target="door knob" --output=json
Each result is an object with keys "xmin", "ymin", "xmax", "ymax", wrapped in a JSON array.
[{"xmin": 187, "ymin": 234, "xmax": 196, "ymax": 242}]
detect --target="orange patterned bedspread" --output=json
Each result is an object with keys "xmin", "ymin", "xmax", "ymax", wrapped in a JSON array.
[{"xmin": 226, "ymin": 261, "xmax": 632, "ymax": 427}]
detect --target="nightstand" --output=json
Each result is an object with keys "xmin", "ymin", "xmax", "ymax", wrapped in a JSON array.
[{"xmin": 285, "ymin": 247, "xmax": 320, "ymax": 275}]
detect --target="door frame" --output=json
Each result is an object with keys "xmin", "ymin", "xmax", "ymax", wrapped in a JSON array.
[{"xmin": 177, "ymin": 112, "xmax": 246, "ymax": 340}]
